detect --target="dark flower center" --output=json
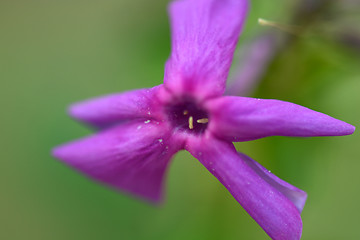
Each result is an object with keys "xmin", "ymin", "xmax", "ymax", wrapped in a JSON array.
[{"xmin": 165, "ymin": 100, "xmax": 209, "ymax": 134}]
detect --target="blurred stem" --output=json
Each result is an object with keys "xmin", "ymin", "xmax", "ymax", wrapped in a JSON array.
[
  {"xmin": 228, "ymin": 0, "xmax": 358, "ymax": 97},
  {"xmin": 285, "ymin": 0, "xmax": 335, "ymax": 45},
  {"xmin": 227, "ymin": 0, "xmax": 335, "ymax": 97}
]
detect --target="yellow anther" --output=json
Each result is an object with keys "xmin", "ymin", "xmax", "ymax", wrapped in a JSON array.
[
  {"xmin": 183, "ymin": 110, "xmax": 189, "ymax": 115},
  {"xmin": 188, "ymin": 116, "xmax": 194, "ymax": 129},
  {"xmin": 197, "ymin": 118, "xmax": 209, "ymax": 124}
]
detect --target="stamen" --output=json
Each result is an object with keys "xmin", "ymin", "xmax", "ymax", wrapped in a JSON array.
[
  {"xmin": 197, "ymin": 118, "xmax": 209, "ymax": 124},
  {"xmin": 183, "ymin": 110, "xmax": 189, "ymax": 115},
  {"xmin": 188, "ymin": 116, "xmax": 194, "ymax": 129}
]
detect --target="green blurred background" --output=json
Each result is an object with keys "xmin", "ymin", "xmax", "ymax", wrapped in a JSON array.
[{"xmin": 1, "ymin": 0, "xmax": 359, "ymax": 239}]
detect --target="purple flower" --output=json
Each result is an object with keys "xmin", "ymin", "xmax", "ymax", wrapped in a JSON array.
[{"xmin": 52, "ymin": 0, "xmax": 355, "ymax": 239}]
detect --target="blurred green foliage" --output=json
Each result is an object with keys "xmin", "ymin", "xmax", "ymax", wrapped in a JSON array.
[{"xmin": 0, "ymin": 0, "xmax": 359, "ymax": 239}]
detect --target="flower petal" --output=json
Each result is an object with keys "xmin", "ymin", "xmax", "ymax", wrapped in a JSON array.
[
  {"xmin": 69, "ymin": 85, "xmax": 163, "ymax": 128},
  {"xmin": 164, "ymin": 0, "xmax": 249, "ymax": 99},
  {"xmin": 207, "ymin": 96, "xmax": 355, "ymax": 142},
  {"xmin": 237, "ymin": 152, "xmax": 307, "ymax": 213},
  {"xmin": 52, "ymin": 120, "xmax": 180, "ymax": 203},
  {"xmin": 186, "ymin": 137, "xmax": 303, "ymax": 240}
]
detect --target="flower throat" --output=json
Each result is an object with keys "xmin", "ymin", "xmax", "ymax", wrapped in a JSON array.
[{"xmin": 166, "ymin": 100, "xmax": 209, "ymax": 134}]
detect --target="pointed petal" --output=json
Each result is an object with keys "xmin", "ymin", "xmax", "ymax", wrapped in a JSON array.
[
  {"xmin": 207, "ymin": 96, "xmax": 355, "ymax": 142},
  {"xmin": 186, "ymin": 137, "xmax": 303, "ymax": 240},
  {"xmin": 69, "ymin": 85, "xmax": 163, "ymax": 128},
  {"xmin": 52, "ymin": 120, "xmax": 179, "ymax": 203},
  {"xmin": 237, "ymin": 152, "xmax": 307, "ymax": 213},
  {"xmin": 165, "ymin": 0, "xmax": 249, "ymax": 99}
]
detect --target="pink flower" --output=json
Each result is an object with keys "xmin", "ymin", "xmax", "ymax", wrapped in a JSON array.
[{"xmin": 53, "ymin": 1, "xmax": 355, "ymax": 239}]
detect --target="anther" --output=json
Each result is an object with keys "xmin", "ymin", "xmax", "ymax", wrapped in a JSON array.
[
  {"xmin": 189, "ymin": 116, "xmax": 194, "ymax": 129},
  {"xmin": 197, "ymin": 118, "xmax": 208, "ymax": 124},
  {"xmin": 183, "ymin": 110, "xmax": 189, "ymax": 115}
]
